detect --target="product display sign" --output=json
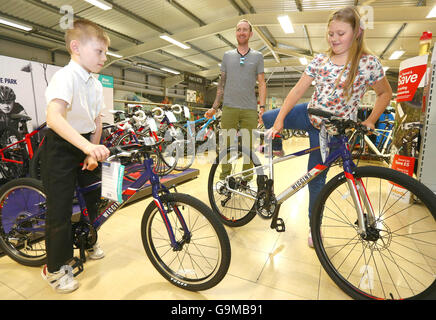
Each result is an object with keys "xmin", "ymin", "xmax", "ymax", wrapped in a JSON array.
[{"xmin": 392, "ymin": 55, "xmax": 428, "ymax": 163}]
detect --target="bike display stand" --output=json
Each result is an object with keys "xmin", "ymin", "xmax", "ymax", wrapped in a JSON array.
[{"xmin": 417, "ymin": 60, "xmax": 436, "ymax": 194}]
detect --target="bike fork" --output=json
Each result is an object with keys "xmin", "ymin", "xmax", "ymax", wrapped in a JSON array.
[
  {"xmin": 344, "ymin": 171, "xmax": 376, "ymax": 236},
  {"xmin": 153, "ymin": 196, "xmax": 191, "ymax": 251}
]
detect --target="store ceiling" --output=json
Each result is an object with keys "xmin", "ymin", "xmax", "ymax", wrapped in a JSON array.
[{"xmin": 0, "ymin": 0, "xmax": 435, "ymax": 88}]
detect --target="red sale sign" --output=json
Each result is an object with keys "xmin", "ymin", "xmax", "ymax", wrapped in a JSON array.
[
  {"xmin": 396, "ymin": 64, "xmax": 427, "ymax": 102},
  {"xmin": 391, "ymin": 154, "xmax": 415, "ymax": 177}
]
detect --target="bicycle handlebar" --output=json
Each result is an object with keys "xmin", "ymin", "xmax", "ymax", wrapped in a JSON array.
[
  {"xmin": 107, "ymin": 139, "xmax": 164, "ymax": 162},
  {"xmin": 132, "ymin": 110, "xmax": 146, "ymax": 122}
]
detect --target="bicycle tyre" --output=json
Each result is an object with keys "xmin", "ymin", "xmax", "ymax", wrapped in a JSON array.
[
  {"xmin": 0, "ymin": 178, "xmax": 47, "ymax": 267},
  {"xmin": 311, "ymin": 166, "xmax": 436, "ymax": 300},
  {"xmin": 208, "ymin": 145, "xmax": 263, "ymax": 227},
  {"xmin": 141, "ymin": 193, "xmax": 231, "ymax": 291}
]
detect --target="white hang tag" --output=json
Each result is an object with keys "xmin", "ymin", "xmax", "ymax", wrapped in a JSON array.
[
  {"xmin": 142, "ymin": 136, "xmax": 156, "ymax": 146},
  {"xmin": 146, "ymin": 117, "xmax": 158, "ymax": 132},
  {"xmin": 101, "ymin": 161, "xmax": 125, "ymax": 203},
  {"xmin": 183, "ymin": 106, "xmax": 190, "ymax": 119},
  {"xmin": 165, "ymin": 111, "xmax": 177, "ymax": 123}
]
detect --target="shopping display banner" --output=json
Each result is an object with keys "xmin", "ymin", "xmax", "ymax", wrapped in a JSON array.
[
  {"xmin": 0, "ymin": 54, "xmax": 114, "ymax": 130},
  {"xmin": 392, "ymin": 55, "xmax": 428, "ymax": 163},
  {"xmin": 396, "ymin": 60, "xmax": 427, "ymax": 103}
]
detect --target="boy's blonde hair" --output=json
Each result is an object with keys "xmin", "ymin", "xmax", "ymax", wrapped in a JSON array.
[
  {"xmin": 65, "ymin": 19, "xmax": 110, "ymax": 54},
  {"xmin": 327, "ymin": 6, "xmax": 370, "ymax": 98}
]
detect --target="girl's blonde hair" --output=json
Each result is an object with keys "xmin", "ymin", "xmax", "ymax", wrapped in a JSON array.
[{"xmin": 327, "ymin": 6, "xmax": 369, "ymax": 98}]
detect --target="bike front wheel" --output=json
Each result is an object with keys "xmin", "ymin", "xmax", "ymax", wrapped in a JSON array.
[
  {"xmin": 208, "ymin": 146, "xmax": 263, "ymax": 227},
  {"xmin": 311, "ymin": 166, "xmax": 436, "ymax": 300},
  {"xmin": 0, "ymin": 178, "xmax": 47, "ymax": 267},
  {"xmin": 141, "ymin": 193, "xmax": 231, "ymax": 291}
]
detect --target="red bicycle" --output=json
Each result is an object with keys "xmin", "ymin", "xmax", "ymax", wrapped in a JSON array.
[{"xmin": 0, "ymin": 114, "xmax": 46, "ymax": 182}]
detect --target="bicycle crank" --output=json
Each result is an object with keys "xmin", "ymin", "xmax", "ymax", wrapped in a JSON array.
[
  {"xmin": 255, "ymin": 190, "xmax": 276, "ymax": 219},
  {"xmin": 72, "ymin": 221, "xmax": 97, "ymax": 262}
]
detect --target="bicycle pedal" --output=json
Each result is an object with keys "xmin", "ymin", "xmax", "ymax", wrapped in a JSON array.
[
  {"xmin": 67, "ymin": 257, "xmax": 84, "ymax": 277},
  {"xmin": 271, "ymin": 218, "xmax": 286, "ymax": 232}
]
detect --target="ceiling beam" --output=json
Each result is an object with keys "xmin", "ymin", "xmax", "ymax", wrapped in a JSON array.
[
  {"xmin": 105, "ymin": 6, "xmax": 435, "ymax": 68},
  {"xmin": 166, "ymin": 0, "xmax": 236, "ymax": 49},
  {"xmin": 24, "ymin": 0, "xmax": 140, "ymax": 44},
  {"xmin": 253, "ymin": 26, "xmax": 280, "ymax": 62}
]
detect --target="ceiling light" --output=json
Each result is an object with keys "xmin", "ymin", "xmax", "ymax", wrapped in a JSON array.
[
  {"xmin": 299, "ymin": 57, "xmax": 308, "ymax": 65},
  {"xmin": 389, "ymin": 50, "xmax": 405, "ymax": 60},
  {"xmin": 426, "ymin": 5, "xmax": 436, "ymax": 18},
  {"xmin": 0, "ymin": 17, "xmax": 32, "ymax": 31},
  {"xmin": 160, "ymin": 67, "xmax": 180, "ymax": 75},
  {"xmin": 107, "ymin": 51, "xmax": 123, "ymax": 58},
  {"xmin": 84, "ymin": 0, "xmax": 112, "ymax": 11},
  {"xmin": 277, "ymin": 15, "xmax": 294, "ymax": 34},
  {"xmin": 159, "ymin": 35, "xmax": 190, "ymax": 50}
]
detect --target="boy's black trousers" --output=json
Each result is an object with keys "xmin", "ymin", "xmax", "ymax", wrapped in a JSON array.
[{"xmin": 41, "ymin": 129, "xmax": 101, "ymax": 273}]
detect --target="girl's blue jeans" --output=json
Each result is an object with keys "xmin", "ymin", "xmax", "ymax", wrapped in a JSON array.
[{"xmin": 261, "ymin": 103, "xmax": 328, "ymax": 222}]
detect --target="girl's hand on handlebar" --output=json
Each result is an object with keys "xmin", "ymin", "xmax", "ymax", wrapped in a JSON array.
[
  {"xmin": 360, "ymin": 119, "xmax": 376, "ymax": 134},
  {"xmin": 266, "ymin": 122, "xmax": 283, "ymax": 139}
]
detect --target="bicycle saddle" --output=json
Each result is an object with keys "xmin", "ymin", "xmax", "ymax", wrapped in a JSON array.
[{"xmin": 10, "ymin": 114, "xmax": 32, "ymax": 122}]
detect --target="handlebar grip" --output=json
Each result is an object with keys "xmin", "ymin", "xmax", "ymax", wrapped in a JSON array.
[
  {"xmin": 133, "ymin": 110, "xmax": 146, "ymax": 122},
  {"xmin": 152, "ymin": 107, "xmax": 164, "ymax": 119},
  {"xmin": 171, "ymin": 104, "xmax": 182, "ymax": 114}
]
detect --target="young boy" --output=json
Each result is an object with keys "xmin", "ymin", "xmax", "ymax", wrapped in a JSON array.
[{"xmin": 41, "ymin": 19, "xmax": 111, "ymax": 293}]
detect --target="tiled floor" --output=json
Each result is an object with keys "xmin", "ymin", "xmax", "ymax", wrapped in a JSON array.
[{"xmin": 0, "ymin": 137, "xmax": 379, "ymax": 300}]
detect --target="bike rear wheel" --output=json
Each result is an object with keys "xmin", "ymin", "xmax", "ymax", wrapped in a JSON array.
[
  {"xmin": 141, "ymin": 193, "xmax": 231, "ymax": 291},
  {"xmin": 311, "ymin": 166, "xmax": 436, "ymax": 300},
  {"xmin": 0, "ymin": 178, "xmax": 47, "ymax": 267},
  {"xmin": 208, "ymin": 146, "xmax": 263, "ymax": 227}
]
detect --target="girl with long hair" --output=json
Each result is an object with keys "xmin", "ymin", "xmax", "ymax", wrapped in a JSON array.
[{"xmin": 262, "ymin": 6, "xmax": 393, "ymax": 247}]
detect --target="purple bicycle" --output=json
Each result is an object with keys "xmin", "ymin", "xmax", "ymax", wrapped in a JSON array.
[
  {"xmin": 208, "ymin": 108, "xmax": 436, "ymax": 300},
  {"xmin": 0, "ymin": 143, "xmax": 231, "ymax": 291}
]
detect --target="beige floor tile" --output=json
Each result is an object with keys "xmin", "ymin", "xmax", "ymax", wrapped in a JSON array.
[
  {"xmin": 0, "ymin": 281, "xmax": 25, "ymax": 299},
  {"xmin": 257, "ymin": 255, "xmax": 322, "ymax": 300},
  {"xmin": 318, "ymin": 268, "xmax": 353, "ymax": 300}
]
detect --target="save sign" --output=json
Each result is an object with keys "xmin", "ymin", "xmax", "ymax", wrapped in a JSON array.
[{"xmin": 396, "ymin": 56, "xmax": 427, "ymax": 103}]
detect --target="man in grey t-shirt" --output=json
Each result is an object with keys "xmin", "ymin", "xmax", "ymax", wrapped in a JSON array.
[{"xmin": 205, "ymin": 19, "xmax": 266, "ymax": 179}]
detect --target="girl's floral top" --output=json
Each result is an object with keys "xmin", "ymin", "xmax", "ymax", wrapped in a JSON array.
[{"xmin": 304, "ymin": 53, "xmax": 385, "ymax": 129}]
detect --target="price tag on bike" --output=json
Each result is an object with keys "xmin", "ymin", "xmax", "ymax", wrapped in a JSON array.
[
  {"xmin": 165, "ymin": 111, "xmax": 177, "ymax": 123},
  {"xmin": 183, "ymin": 106, "xmax": 190, "ymax": 119},
  {"xmin": 101, "ymin": 161, "xmax": 125, "ymax": 203},
  {"xmin": 146, "ymin": 118, "xmax": 158, "ymax": 132}
]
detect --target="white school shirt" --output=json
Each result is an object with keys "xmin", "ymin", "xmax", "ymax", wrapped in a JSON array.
[{"xmin": 45, "ymin": 59, "xmax": 103, "ymax": 134}]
